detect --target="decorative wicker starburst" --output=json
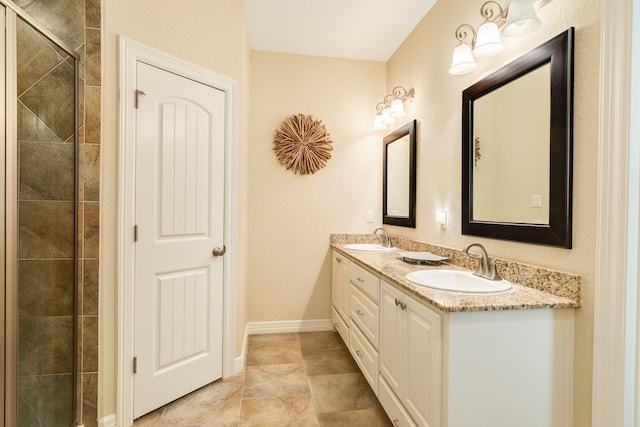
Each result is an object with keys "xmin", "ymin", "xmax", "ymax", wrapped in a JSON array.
[{"xmin": 273, "ymin": 114, "xmax": 333, "ymax": 175}]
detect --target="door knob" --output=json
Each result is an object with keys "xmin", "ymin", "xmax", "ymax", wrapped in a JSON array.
[{"xmin": 212, "ymin": 246, "xmax": 226, "ymax": 257}]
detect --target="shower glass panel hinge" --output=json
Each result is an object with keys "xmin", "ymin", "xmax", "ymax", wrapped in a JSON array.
[
  {"xmin": 133, "ymin": 356, "xmax": 138, "ymax": 374},
  {"xmin": 134, "ymin": 225, "xmax": 138, "ymax": 242},
  {"xmin": 135, "ymin": 89, "xmax": 146, "ymax": 109}
]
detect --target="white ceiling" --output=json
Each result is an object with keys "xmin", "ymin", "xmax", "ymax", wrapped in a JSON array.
[{"xmin": 245, "ymin": 0, "xmax": 438, "ymax": 62}]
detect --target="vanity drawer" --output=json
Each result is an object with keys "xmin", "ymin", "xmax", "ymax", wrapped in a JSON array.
[
  {"xmin": 349, "ymin": 262, "xmax": 380, "ymax": 303},
  {"xmin": 379, "ymin": 375, "xmax": 418, "ymax": 427},
  {"xmin": 349, "ymin": 321, "xmax": 379, "ymax": 393},
  {"xmin": 332, "ymin": 307, "xmax": 349, "ymax": 346},
  {"xmin": 350, "ymin": 284, "xmax": 379, "ymax": 349}
]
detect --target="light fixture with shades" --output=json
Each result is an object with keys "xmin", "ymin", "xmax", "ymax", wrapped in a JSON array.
[
  {"xmin": 449, "ymin": 24, "xmax": 478, "ymax": 75},
  {"xmin": 448, "ymin": 0, "xmax": 542, "ymax": 76},
  {"xmin": 473, "ymin": 1, "xmax": 506, "ymax": 57},
  {"xmin": 372, "ymin": 86, "xmax": 415, "ymax": 130},
  {"xmin": 503, "ymin": 0, "xmax": 541, "ymax": 36}
]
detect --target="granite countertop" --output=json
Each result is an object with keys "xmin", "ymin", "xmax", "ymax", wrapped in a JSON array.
[{"xmin": 331, "ymin": 234, "xmax": 581, "ymax": 313}]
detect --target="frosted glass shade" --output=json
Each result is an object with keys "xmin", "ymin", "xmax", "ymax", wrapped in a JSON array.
[
  {"xmin": 473, "ymin": 21, "xmax": 503, "ymax": 58},
  {"xmin": 503, "ymin": 0, "xmax": 541, "ymax": 37},
  {"xmin": 449, "ymin": 43, "xmax": 477, "ymax": 75},
  {"xmin": 382, "ymin": 107, "xmax": 395, "ymax": 124},
  {"xmin": 388, "ymin": 99, "xmax": 406, "ymax": 118},
  {"xmin": 372, "ymin": 114, "xmax": 387, "ymax": 130}
]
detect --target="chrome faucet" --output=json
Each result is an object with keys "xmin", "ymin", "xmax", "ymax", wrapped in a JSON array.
[
  {"xmin": 463, "ymin": 243, "xmax": 501, "ymax": 280},
  {"xmin": 373, "ymin": 227, "xmax": 392, "ymax": 248}
]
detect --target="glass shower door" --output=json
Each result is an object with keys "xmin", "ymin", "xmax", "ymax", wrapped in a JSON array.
[{"xmin": 2, "ymin": 3, "xmax": 78, "ymax": 425}]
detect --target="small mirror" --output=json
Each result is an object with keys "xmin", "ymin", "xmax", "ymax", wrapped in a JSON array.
[
  {"xmin": 462, "ymin": 28, "xmax": 574, "ymax": 247},
  {"xmin": 383, "ymin": 119, "xmax": 416, "ymax": 228}
]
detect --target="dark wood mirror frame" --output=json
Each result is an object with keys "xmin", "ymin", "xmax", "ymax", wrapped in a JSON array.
[
  {"xmin": 383, "ymin": 119, "xmax": 417, "ymax": 228},
  {"xmin": 462, "ymin": 27, "xmax": 574, "ymax": 248}
]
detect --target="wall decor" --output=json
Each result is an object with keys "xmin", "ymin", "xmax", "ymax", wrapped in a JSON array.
[{"xmin": 273, "ymin": 113, "xmax": 333, "ymax": 175}]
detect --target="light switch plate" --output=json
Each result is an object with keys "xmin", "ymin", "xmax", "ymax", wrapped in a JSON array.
[
  {"xmin": 366, "ymin": 210, "xmax": 374, "ymax": 223},
  {"xmin": 531, "ymin": 194, "xmax": 543, "ymax": 208}
]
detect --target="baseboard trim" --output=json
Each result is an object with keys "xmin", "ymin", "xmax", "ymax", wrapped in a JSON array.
[
  {"xmin": 234, "ymin": 324, "xmax": 248, "ymax": 375},
  {"xmin": 97, "ymin": 414, "xmax": 116, "ymax": 427},
  {"xmin": 247, "ymin": 319, "xmax": 334, "ymax": 335}
]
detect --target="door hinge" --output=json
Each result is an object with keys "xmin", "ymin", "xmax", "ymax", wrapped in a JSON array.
[
  {"xmin": 135, "ymin": 89, "xmax": 146, "ymax": 109},
  {"xmin": 133, "ymin": 356, "xmax": 138, "ymax": 374},
  {"xmin": 134, "ymin": 225, "xmax": 138, "ymax": 242}
]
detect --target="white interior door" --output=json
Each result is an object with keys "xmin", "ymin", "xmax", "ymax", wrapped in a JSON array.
[{"xmin": 133, "ymin": 61, "xmax": 226, "ymax": 418}]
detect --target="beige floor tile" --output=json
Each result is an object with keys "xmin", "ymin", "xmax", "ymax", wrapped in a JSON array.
[
  {"xmin": 133, "ymin": 407, "xmax": 164, "ymax": 427},
  {"xmin": 243, "ymin": 363, "xmax": 310, "ymax": 399},
  {"xmin": 246, "ymin": 340, "xmax": 303, "ymax": 366},
  {"xmin": 297, "ymin": 331, "xmax": 344, "ymax": 355},
  {"xmin": 301, "ymin": 347, "xmax": 360, "ymax": 375},
  {"xmin": 317, "ymin": 407, "xmax": 393, "ymax": 426},
  {"xmin": 239, "ymin": 395, "xmax": 319, "ymax": 427},
  {"xmin": 248, "ymin": 333, "xmax": 297, "ymax": 344},
  {"xmin": 155, "ymin": 377, "xmax": 243, "ymax": 426},
  {"xmin": 309, "ymin": 373, "xmax": 381, "ymax": 413}
]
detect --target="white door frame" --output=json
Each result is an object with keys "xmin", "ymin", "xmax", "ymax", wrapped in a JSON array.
[
  {"xmin": 116, "ymin": 36, "xmax": 237, "ymax": 426},
  {"xmin": 592, "ymin": 0, "xmax": 640, "ymax": 425}
]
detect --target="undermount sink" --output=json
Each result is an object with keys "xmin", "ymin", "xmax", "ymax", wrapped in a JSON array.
[
  {"xmin": 343, "ymin": 243, "xmax": 397, "ymax": 252},
  {"xmin": 405, "ymin": 269, "xmax": 512, "ymax": 293}
]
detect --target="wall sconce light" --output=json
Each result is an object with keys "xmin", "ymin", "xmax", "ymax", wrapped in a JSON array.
[
  {"xmin": 449, "ymin": 0, "xmax": 541, "ymax": 76},
  {"xmin": 372, "ymin": 86, "xmax": 415, "ymax": 130}
]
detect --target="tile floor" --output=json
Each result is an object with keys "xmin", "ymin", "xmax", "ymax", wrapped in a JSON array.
[{"xmin": 132, "ymin": 331, "xmax": 392, "ymax": 426}]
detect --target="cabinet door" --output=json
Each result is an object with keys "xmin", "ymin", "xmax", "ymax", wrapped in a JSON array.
[
  {"xmin": 379, "ymin": 282, "xmax": 405, "ymax": 396},
  {"xmin": 332, "ymin": 251, "xmax": 350, "ymax": 321},
  {"xmin": 404, "ymin": 296, "xmax": 442, "ymax": 427}
]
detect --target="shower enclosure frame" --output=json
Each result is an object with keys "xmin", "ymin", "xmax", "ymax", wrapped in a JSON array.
[{"xmin": 1, "ymin": 0, "xmax": 80, "ymax": 425}]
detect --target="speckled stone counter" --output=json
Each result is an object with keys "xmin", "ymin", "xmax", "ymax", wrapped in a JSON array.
[{"xmin": 330, "ymin": 234, "xmax": 581, "ymax": 313}]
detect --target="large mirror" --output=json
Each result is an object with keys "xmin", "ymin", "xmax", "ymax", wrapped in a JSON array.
[
  {"xmin": 383, "ymin": 119, "xmax": 416, "ymax": 227},
  {"xmin": 462, "ymin": 28, "xmax": 574, "ymax": 247}
]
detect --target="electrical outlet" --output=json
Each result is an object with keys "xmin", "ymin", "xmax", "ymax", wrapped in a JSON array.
[{"xmin": 366, "ymin": 210, "xmax": 374, "ymax": 223}]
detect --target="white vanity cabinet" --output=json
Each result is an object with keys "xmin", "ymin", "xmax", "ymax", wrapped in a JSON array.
[
  {"xmin": 331, "ymin": 251, "xmax": 350, "ymax": 343},
  {"xmin": 379, "ymin": 281, "xmax": 574, "ymax": 427},
  {"xmin": 331, "ymin": 250, "xmax": 574, "ymax": 427},
  {"xmin": 380, "ymin": 281, "xmax": 442, "ymax": 427},
  {"xmin": 348, "ymin": 261, "xmax": 381, "ymax": 392}
]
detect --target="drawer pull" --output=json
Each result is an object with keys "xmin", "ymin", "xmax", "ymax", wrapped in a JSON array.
[
  {"xmin": 357, "ymin": 277, "xmax": 365, "ymax": 282},
  {"xmin": 393, "ymin": 420, "xmax": 400, "ymax": 427},
  {"xmin": 356, "ymin": 309, "xmax": 364, "ymax": 316},
  {"xmin": 395, "ymin": 298, "xmax": 400, "ymax": 306},
  {"xmin": 355, "ymin": 350, "xmax": 363, "ymax": 358},
  {"xmin": 399, "ymin": 302, "xmax": 407, "ymax": 310}
]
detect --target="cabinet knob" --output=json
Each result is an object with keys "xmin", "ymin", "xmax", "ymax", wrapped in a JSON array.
[
  {"xmin": 355, "ymin": 350, "xmax": 363, "ymax": 358},
  {"xmin": 399, "ymin": 302, "xmax": 407, "ymax": 310},
  {"xmin": 336, "ymin": 257, "xmax": 342, "ymax": 263},
  {"xmin": 393, "ymin": 420, "xmax": 400, "ymax": 427},
  {"xmin": 395, "ymin": 298, "xmax": 400, "ymax": 306},
  {"xmin": 357, "ymin": 277, "xmax": 364, "ymax": 282},
  {"xmin": 334, "ymin": 322, "xmax": 340, "ymax": 329},
  {"xmin": 356, "ymin": 309, "xmax": 364, "ymax": 316}
]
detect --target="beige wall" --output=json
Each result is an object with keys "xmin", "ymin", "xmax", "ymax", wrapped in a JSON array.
[
  {"xmin": 386, "ymin": 0, "xmax": 600, "ymax": 425},
  {"xmin": 248, "ymin": 52, "xmax": 386, "ymax": 322},
  {"xmin": 101, "ymin": 0, "xmax": 250, "ymax": 418}
]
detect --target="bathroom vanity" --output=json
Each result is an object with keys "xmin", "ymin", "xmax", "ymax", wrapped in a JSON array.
[{"xmin": 331, "ymin": 235, "xmax": 580, "ymax": 427}]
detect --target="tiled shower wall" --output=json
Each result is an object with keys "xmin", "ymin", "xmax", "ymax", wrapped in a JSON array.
[
  {"xmin": 16, "ymin": 15, "xmax": 76, "ymax": 425},
  {"xmin": 13, "ymin": 0, "xmax": 101, "ymax": 425}
]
